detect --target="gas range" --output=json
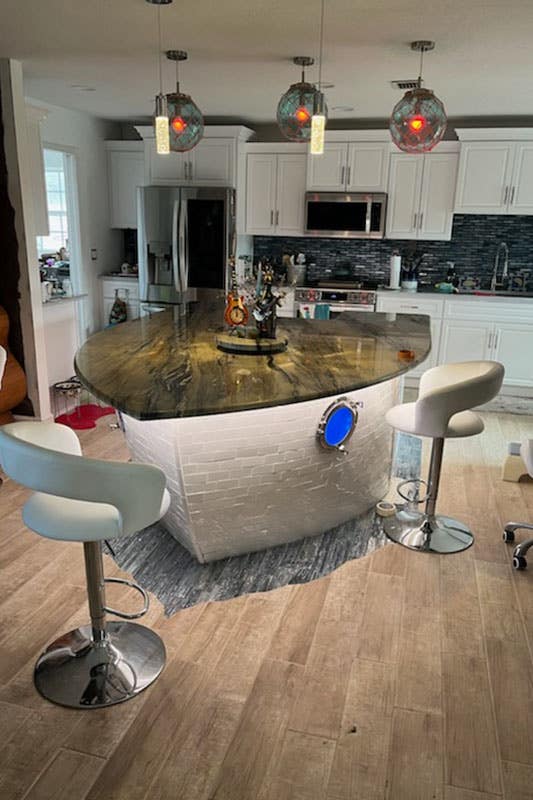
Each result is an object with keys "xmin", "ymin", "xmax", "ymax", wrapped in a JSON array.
[{"xmin": 295, "ymin": 286, "xmax": 377, "ymax": 311}]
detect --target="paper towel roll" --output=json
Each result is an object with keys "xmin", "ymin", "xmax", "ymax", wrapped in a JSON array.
[{"xmin": 389, "ymin": 254, "xmax": 401, "ymax": 290}]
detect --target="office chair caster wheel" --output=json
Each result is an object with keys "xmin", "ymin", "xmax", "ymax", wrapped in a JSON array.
[
  {"xmin": 503, "ymin": 529, "xmax": 515, "ymax": 543},
  {"xmin": 513, "ymin": 555, "xmax": 527, "ymax": 571}
]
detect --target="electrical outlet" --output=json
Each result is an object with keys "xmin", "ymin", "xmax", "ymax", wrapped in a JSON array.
[{"xmin": 91, "ymin": 248, "xmax": 97, "ymax": 261}]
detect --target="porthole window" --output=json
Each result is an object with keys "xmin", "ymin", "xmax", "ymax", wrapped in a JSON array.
[{"xmin": 317, "ymin": 398, "xmax": 362, "ymax": 452}]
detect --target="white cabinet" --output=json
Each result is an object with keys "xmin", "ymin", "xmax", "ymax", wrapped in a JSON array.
[
  {"xmin": 455, "ymin": 138, "xmax": 533, "ymax": 215},
  {"xmin": 245, "ymin": 152, "xmax": 306, "ymax": 236},
  {"xmin": 107, "ymin": 144, "xmax": 145, "ymax": 228},
  {"xmin": 26, "ymin": 105, "xmax": 49, "ymax": 236},
  {"xmin": 100, "ymin": 277, "xmax": 140, "ymax": 328},
  {"xmin": 376, "ymin": 295, "xmax": 443, "ymax": 376},
  {"xmin": 148, "ymin": 138, "xmax": 234, "ymax": 187},
  {"xmin": 438, "ymin": 320, "xmax": 493, "ymax": 364},
  {"xmin": 492, "ymin": 323, "xmax": 533, "ymax": 387},
  {"xmin": 307, "ymin": 141, "xmax": 389, "ymax": 192},
  {"xmin": 386, "ymin": 150, "xmax": 458, "ymax": 240}
]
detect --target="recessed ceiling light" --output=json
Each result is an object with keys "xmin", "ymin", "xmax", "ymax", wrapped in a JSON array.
[
  {"xmin": 332, "ymin": 105, "xmax": 354, "ymax": 112},
  {"xmin": 70, "ymin": 84, "xmax": 96, "ymax": 92}
]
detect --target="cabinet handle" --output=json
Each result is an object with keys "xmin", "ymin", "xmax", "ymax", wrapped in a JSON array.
[
  {"xmin": 184, "ymin": 162, "xmax": 188, "ymax": 180},
  {"xmin": 419, "ymin": 212, "xmax": 423, "ymax": 229},
  {"xmin": 493, "ymin": 330, "xmax": 499, "ymax": 351},
  {"xmin": 189, "ymin": 161, "xmax": 193, "ymax": 180},
  {"xmin": 270, "ymin": 210, "xmax": 274, "ymax": 225},
  {"xmin": 510, "ymin": 186, "xmax": 516, "ymax": 205},
  {"xmin": 346, "ymin": 166, "xmax": 351, "ymax": 185},
  {"xmin": 275, "ymin": 210, "xmax": 279, "ymax": 225},
  {"xmin": 413, "ymin": 212, "xmax": 418, "ymax": 229},
  {"xmin": 504, "ymin": 185, "xmax": 509, "ymax": 205},
  {"xmin": 341, "ymin": 166, "xmax": 345, "ymax": 186},
  {"xmin": 488, "ymin": 332, "xmax": 493, "ymax": 349}
]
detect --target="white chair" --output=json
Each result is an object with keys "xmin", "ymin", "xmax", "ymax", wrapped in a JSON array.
[
  {"xmin": 0, "ymin": 421, "xmax": 170, "ymax": 709},
  {"xmin": 384, "ymin": 361, "xmax": 504, "ymax": 554},
  {"xmin": 503, "ymin": 439, "xmax": 533, "ymax": 570}
]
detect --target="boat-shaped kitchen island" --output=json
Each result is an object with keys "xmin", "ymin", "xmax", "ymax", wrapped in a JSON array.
[{"xmin": 75, "ymin": 291, "xmax": 430, "ymax": 562}]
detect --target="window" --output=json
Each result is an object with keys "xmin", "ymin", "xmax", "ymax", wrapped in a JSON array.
[{"xmin": 37, "ymin": 149, "xmax": 69, "ymax": 255}]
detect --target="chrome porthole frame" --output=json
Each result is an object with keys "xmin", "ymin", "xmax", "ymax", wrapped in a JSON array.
[{"xmin": 316, "ymin": 397, "xmax": 363, "ymax": 453}]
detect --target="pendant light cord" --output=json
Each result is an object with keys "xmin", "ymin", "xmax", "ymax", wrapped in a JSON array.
[
  {"xmin": 418, "ymin": 47, "xmax": 424, "ymax": 88},
  {"xmin": 317, "ymin": 0, "xmax": 325, "ymax": 90},
  {"xmin": 157, "ymin": 5, "xmax": 163, "ymax": 94}
]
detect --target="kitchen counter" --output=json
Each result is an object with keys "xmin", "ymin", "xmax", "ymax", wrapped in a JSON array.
[
  {"xmin": 378, "ymin": 288, "xmax": 533, "ymax": 300},
  {"xmin": 75, "ymin": 290, "xmax": 429, "ymax": 562},
  {"xmin": 75, "ymin": 289, "xmax": 430, "ymax": 421}
]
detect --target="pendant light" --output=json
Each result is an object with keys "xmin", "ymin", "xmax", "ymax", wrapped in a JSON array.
[
  {"xmin": 277, "ymin": 57, "xmax": 321, "ymax": 142},
  {"xmin": 390, "ymin": 41, "xmax": 447, "ymax": 153},
  {"xmin": 310, "ymin": 0, "xmax": 327, "ymax": 156},
  {"xmin": 166, "ymin": 50, "xmax": 204, "ymax": 152},
  {"xmin": 146, "ymin": 0, "xmax": 172, "ymax": 155}
]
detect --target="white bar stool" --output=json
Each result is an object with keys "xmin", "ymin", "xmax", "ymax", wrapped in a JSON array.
[
  {"xmin": 384, "ymin": 361, "xmax": 504, "ymax": 554},
  {"xmin": 0, "ymin": 421, "xmax": 170, "ymax": 709},
  {"xmin": 503, "ymin": 439, "xmax": 533, "ymax": 570}
]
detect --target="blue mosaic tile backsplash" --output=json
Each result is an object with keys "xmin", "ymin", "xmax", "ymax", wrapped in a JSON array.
[{"xmin": 253, "ymin": 215, "xmax": 533, "ymax": 290}]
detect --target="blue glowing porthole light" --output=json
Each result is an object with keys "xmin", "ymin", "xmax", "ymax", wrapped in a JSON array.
[{"xmin": 317, "ymin": 397, "xmax": 363, "ymax": 453}]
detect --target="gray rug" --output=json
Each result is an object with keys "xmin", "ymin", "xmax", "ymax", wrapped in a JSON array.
[{"xmin": 105, "ymin": 433, "xmax": 421, "ymax": 616}]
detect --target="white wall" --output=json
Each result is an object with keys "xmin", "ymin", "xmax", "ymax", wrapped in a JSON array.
[{"xmin": 26, "ymin": 98, "xmax": 122, "ymax": 335}]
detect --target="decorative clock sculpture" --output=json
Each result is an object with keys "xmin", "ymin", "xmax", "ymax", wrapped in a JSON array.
[{"xmin": 224, "ymin": 266, "xmax": 249, "ymax": 328}]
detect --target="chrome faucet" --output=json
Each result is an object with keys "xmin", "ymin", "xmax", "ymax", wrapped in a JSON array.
[{"xmin": 491, "ymin": 242, "xmax": 509, "ymax": 291}]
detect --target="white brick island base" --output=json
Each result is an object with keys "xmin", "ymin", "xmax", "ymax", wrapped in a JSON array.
[{"xmin": 122, "ymin": 377, "xmax": 401, "ymax": 563}]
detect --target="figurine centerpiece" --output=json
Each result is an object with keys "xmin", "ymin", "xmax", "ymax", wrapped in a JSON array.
[{"xmin": 217, "ymin": 263, "xmax": 288, "ymax": 355}]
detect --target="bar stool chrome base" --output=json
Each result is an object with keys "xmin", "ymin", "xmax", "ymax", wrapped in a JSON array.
[
  {"xmin": 384, "ymin": 511, "xmax": 474, "ymax": 554},
  {"xmin": 34, "ymin": 621, "xmax": 166, "ymax": 709}
]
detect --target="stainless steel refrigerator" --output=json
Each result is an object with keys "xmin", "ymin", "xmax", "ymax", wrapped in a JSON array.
[{"xmin": 137, "ymin": 186, "xmax": 235, "ymax": 311}]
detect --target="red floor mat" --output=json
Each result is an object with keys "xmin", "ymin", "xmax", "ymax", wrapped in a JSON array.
[{"xmin": 55, "ymin": 403, "xmax": 116, "ymax": 430}]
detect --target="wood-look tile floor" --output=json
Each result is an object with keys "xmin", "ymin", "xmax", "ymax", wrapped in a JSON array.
[{"xmin": 1, "ymin": 412, "xmax": 533, "ymax": 800}]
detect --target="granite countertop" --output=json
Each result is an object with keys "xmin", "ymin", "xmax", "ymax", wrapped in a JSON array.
[{"xmin": 75, "ymin": 291, "xmax": 430, "ymax": 420}]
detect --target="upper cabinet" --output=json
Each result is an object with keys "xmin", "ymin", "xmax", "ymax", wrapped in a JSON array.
[
  {"xmin": 25, "ymin": 105, "xmax": 49, "ymax": 236},
  {"xmin": 306, "ymin": 133, "xmax": 390, "ymax": 192},
  {"xmin": 136, "ymin": 125, "xmax": 253, "ymax": 189},
  {"xmin": 386, "ymin": 146, "xmax": 459, "ymax": 240},
  {"xmin": 245, "ymin": 148, "xmax": 307, "ymax": 236},
  {"xmin": 454, "ymin": 130, "xmax": 533, "ymax": 215},
  {"xmin": 106, "ymin": 142, "xmax": 145, "ymax": 229}
]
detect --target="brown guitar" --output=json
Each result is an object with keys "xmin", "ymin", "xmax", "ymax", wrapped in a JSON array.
[
  {"xmin": 0, "ymin": 306, "xmax": 27, "ymax": 425},
  {"xmin": 224, "ymin": 268, "xmax": 249, "ymax": 328}
]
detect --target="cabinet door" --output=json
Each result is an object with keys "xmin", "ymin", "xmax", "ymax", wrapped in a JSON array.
[
  {"xmin": 189, "ymin": 138, "xmax": 234, "ymax": 186},
  {"xmin": 438, "ymin": 320, "xmax": 493, "ymax": 364},
  {"xmin": 306, "ymin": 143, "xmax": 347, "ymax": 190},
  {"xmin": 275, "ymin": 154, "xmax": 306, "ymax": 236},
  {"xmin": 418, "ymin": 152, "xmax": 458, "ymax": 241},
  {"xmin": 245, "ymin": 153, "xmax": 277, "ymax": 234},
  {"xmin": 108, "ymin": 151, "xmax": 145, "ymax": 228},
  {"xmin": 386, "ymin": 154, "xmax": 424, "ymax": 239},
  {"xmin": 493, "ymin": 323, "xmax": 533, "ymax": 387},
  {"xmin": 454, "ymin": 142, "xmax": 514, "ymax": 214},
  {"xmin": 346, "ymin": 143, "xmax": 390, "ymax": 192},
  {"xmin": 149, "ymin": 146, "xmax": 188, "ymax": 184},
  {"xmin": 509, "ymin": 143, "xmax": 533, "ymax": 215}
]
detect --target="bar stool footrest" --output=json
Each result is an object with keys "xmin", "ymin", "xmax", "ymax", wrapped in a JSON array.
[{"xmin": 104, "ymin": 577, "xmax": 149, "ymax": 620}]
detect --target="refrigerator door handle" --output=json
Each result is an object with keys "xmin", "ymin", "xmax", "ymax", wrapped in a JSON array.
[
  {"xmin": 172, "ymin": 198, "xmax": 182, "ymax": 293},
  {"xmin": 179, "ymin": 197, "xmax": 188, "ymax": 292}
]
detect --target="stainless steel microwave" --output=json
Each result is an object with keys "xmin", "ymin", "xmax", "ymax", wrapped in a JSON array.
[{"xmin": 305, "ymin": 192, "xmax": 387, "ymax": 239}]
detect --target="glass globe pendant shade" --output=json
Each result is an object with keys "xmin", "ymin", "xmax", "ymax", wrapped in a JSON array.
[
  {"xmin": 390, "ymin": 87, "xmax": 447, "ymax": 153},
  {"xmin": 167, "ymin": 91, "xmax": 204, "ymax": 152},
  {"xmin": 277, "ymin": 81, "xmax": 325, "ymax": 142}
]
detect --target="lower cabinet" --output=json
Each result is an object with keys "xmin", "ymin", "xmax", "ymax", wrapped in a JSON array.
[
  {"xmin": 438, "ymin": 319, "xmax": 493, "ymax": 364},
  {"xmin": 100, "ymin": 278, "xmax": 140, "ymax": 328},
  {"xmin": 492, "ymin": 323, "xmax": 533, "ymax": 388},
  {"xmin": 377, "ymin": 293, "xmax": 533, "ymax": 392}
]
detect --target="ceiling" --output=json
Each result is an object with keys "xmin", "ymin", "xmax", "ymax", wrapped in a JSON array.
[{"xmin": 2, "ymin": 0, "xmax": 533, "ymax": 124}]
